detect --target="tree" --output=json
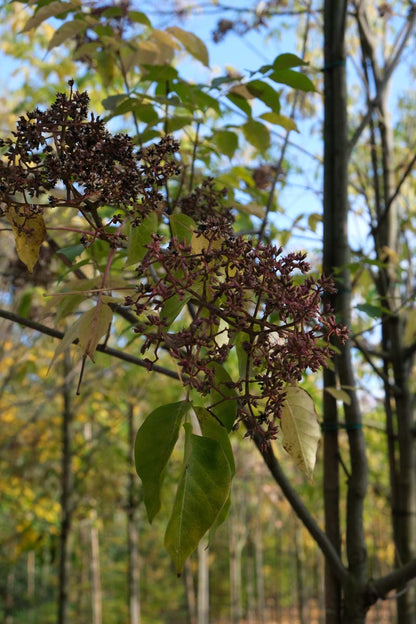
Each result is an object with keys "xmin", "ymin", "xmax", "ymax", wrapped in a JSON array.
[{"xmin": 0, "ymin": 1, "xmax": 416, "ymax": 622}]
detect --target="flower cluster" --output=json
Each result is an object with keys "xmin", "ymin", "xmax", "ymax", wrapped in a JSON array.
[
  {"xmin": 128, "ymin": 229, "xmax": 348, "ymax": 440},
  {"xmin": 0, "ymin": 84, "xmax": 180, "ymax": 227}
]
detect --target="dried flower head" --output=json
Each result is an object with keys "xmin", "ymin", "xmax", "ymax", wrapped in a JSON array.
[
  {"xmin": 129, "ymin": 230, "xmax": 348, "ymax": 440},
  {"xmin": 0, "ymin": 84, "xmax": 180, "ymax": 228}
]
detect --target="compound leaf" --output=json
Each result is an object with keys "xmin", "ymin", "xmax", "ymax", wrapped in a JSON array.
[
  {"xmin": 165, "ymin": 423, "xmax": 231, "ymax": 574},
  {"xmin": 135, "ymin": 401, "xmax": 191, "ymax": 522}
]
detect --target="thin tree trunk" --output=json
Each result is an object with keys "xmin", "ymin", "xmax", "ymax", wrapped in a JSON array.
[
  {"xmin": 254, "ymin": 521, "xmax": 265, "ymax": 624},
  {"xmin": 183, "ymin": 561, "xmax": 197, "ymax": 624},
  {"xmin": 324, "ymin": 1, "xmax": 369, "ymax": 622},
  {"xmin": 4, "ymin": 569, "xmax": 14, "ymax": 624},
  {"xmin": 197, "ymin": 539, "xmax": 209, "ymax": 624},
  {"xmin": 229, "ymin": 515, "xmax": 243, "ymax": 624},
  {"xmin": 27, "ymin": 551, "xmax": 35, "ymax": 624},
  {"xmin": 354, "ymin": 5, "xmax": 416, "ymax": 618},
  {"xmin": 245, "ymin": 540, "xmax": 255, "ymax": 624},
  {"xmin": 294, "ymin": 523, "xmax": 306, "ymax": 624},
  {"xmin": 127, "ymin": 403, "xmax": 141, "ymax": 624},
  {"xmin": 58, "ymin": 354, "xmax": 73, "ymax": 624},
  {"xmin": 322, "ymin": 2, "xmax": 347, "ymax": 622},
  {"xmin": 378, "ymin": 86, "xmax": 416, "ymax": 624},
  {"xmin": 90, "ymin": 509, "xmax": 102, "ymax": 624}
]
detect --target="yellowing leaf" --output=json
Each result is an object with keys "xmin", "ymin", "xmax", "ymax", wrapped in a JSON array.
[
  {"xmin": 78, "ymin": 303, "xmax": 113, "ymax": 361},
  {"xmin": 48, "ymin": 315, "xmax": 84, "ymax": 372},
  {"xmin": 152, "ymin": 29, "xmax": 182, "ymax": 51},
  {"xmin": 7, "ymin": 208, "xmax": 46, "ymax": 272},
  {"xmin": 280, "ymin": 386, "xmax": 321, "ymax": 481},
  {"xmin": 22, "ymin": 0, "xmax": 80, "ymax": 32},
  {"xmin": 237, "ymin": 202, "xmax": 265, "ymax": 218},
  {"xmin": 47, "ymin": 18, "xmax": 87, "ymax": 51},
  {"xmin": 229, "ymin": 84, "xmax": 253, "ymax": 100},
  {"xmin": 325, "ymin": 386, "xmax": 352, "ymax": 406},
  {"xmin": 380, "ymin": 245, "xmax": 399, "ymax": 265},
  {"xmin": 260, "ymin": 112, "xmax": 298, "ymax": 132},
  {"xmin": 167, "ymin": 26, "xmax": 209, "ymax": 66},
  {"xmin": 404, "ymin": 309, "xmax": 416, "ymax": 347}
]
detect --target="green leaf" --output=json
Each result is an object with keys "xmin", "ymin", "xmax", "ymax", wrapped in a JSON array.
[
  {"xmin": 209, "ymin": 363, "xmax": 237, "ymax": 432},
  {"xmin": 164, "ymin": 424, "xmax": 231, "ymax": 574},
  {"xmin": 196, "ymin": 91, "xmax": 221, "ymax": 113},
  {"xmin": 55, "ymin": 293, "xmax": 86, "ymax": 323},
  {"xmin": 213, "ymin": 130, "xmax": 239, "ymax": 160},
  {"xmin": 17, "ymin": 290, "xmax": 33, "ymax": 319},
  {"xmin": 242, "ymin": 120, "xmax": 270, "ymax": 152},
  {"xmin": 58, "ymin": 244, "xmax": 85, "ymax": 262},
  {"xmin": 135, "ymin": 401, "xmax": 191, "ymax": 522},
  {"xmin": 260, "ymin": 112, "xmax": 298, "ymax": 132},
  {"xmin": 160, "ymin": 293, "xmax": 192, "ymax": 328},
  {"xmin": 167, "ymin": 26, "xmax": 209, "ymax": 66},
  {"xmin": 272, "ymin": 53, "xmax": 307, "ymax": 70},
  {"xmin": 246, "ymin": 79, "xmax": 280, "ymax": 114},
  {"xmin": 269, "ymin": 69, "xmax": 315, "ymax": 93},
  {"xmin": 308, "ymin": 212, "xmax": 322, "ymax": 232},
  {"xmin": 22, "ymin": 0, "xmax": 79, "ymax": 32},
  {"xmin": 128, "ymin": 10, "xmax": 151, "ymax": 26},
  {"xmin": 141, "ymin": 64, "xmax": 178, "ymax": 83},
  {"xmin": 170, "ymin": 213, "xmax": 196, "ymax": 244},
  {"xmin": 280, "ymin": 386, "xmax": 321, "ymax": 481},
  {"xmin": 126, "ymin": 212, "xmax": 158, "ymax": 266},
  {"xmin": 226, "ymin": 92, "xmax": 252, "ymax": 117},
  {"xmin": 235, "ymin": 331, "xmax": 251, "ymax": 378},
  {"xmin": 356, "ymin": 303, "xmax": 381, "ymax": 319},
  {"xmin": 135, "ymin": 104, "xmax": 159, "ymax": 124},
  {"xmin": 101, "ymin": 93, "xmax": 128, "ymax": 110},
  {"xmin": 194, "ymin": 406, "xmax": 235, "ymax": 477},
  {"xmin": 47, "ymin": 18, "xmax": 86, "ymax": 50},
  {"xmin": 209, "ymin": 494, "xmax": 231, "ymax": 541}
]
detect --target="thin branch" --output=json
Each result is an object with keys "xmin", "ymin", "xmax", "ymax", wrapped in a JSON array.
[
  {"xmin": 0, "ymin": 308, "xmax": 181, "ymax": 382},
  {"xmin": 383, "ymin": 4, "xmax": 416, "ymax": 86},
  {"xmin": 258, "ymin": 0, "xmax": 313, "ymax": 240},
  {"xmin": 384, "ymin": 152, "xmax": 416, "ymax": 216},
  {"xmin": 250, "ymin": 433, "xmax": 349, "ymax": 586},
  {"xmin": 371, "ymin": 557, "xmax": 416, "ymax": 601},
  {"xmin": 353, "ymin": 336, "xmax": 400, "ymax": 391}
]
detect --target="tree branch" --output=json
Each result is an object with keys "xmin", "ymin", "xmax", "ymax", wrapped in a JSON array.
[
  {"xmin": 0, "ymin": 308, "xmax": 181, "ymax": 382},
  {"xmin": 251, "ymin": 434, "xmax": 349, "ymax": 586},
  {"xmin": 371, "ymin": 557, "xmax": 416, "ymax": 601}
]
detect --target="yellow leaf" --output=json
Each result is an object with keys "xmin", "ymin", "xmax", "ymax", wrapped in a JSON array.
[
  {"xmin": 48, "ymin": 316, "xmax": 84, "ymax": 372},
  {"xmin": 167, "ymin": 26, "xmax": 209, "ymax": 66},
  {"xmin": 7, "ymin": 208, "xmax": 46, "ymax": 272},
  {"xmin": 404, "ymin": 309, "xmax": 416, "ymax": 347},
  {"xmin": 280, "ymin": 386, "xmax": 321, "ymax": 481},
  {"xmin": 380, "ymin": 245, "xmax": 399, "ymax": 264},
  {"xmin": 229, "ymin": 84, "xmax": 253, "ymax": 100},
  {"xmin": 325, "ymin": 386, "xmax": 352, "ymax": 406},
  {"xmin": 78, "ymin": 303, "xmax": 113, "ymax": 361},
  {"xmin": 152, "ymin": 29, "xmax": 182, "ymax": 50}
]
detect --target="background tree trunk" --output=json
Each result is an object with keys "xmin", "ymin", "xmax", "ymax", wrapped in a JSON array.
[
  {"xmin": 324, "ymin": 1, "xmax": 369, "ymax": 622},
  {"xmin": 197, "ymin": 538, "xmax": 209, "ymax": 624},
  {"xmin": 183, "ymin": 561, "xmax": 197, "ymax": 624},
  {"xmin": 58, "ymin": 355, "xmax": 73, "ymax": 624},
  {"xmin": 90, "ymin": 509, "xmax": 102, "ymax": 624},
  {"xmin": 127, "ymin": 403, "xmax": 141, "ymax": 624}
]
